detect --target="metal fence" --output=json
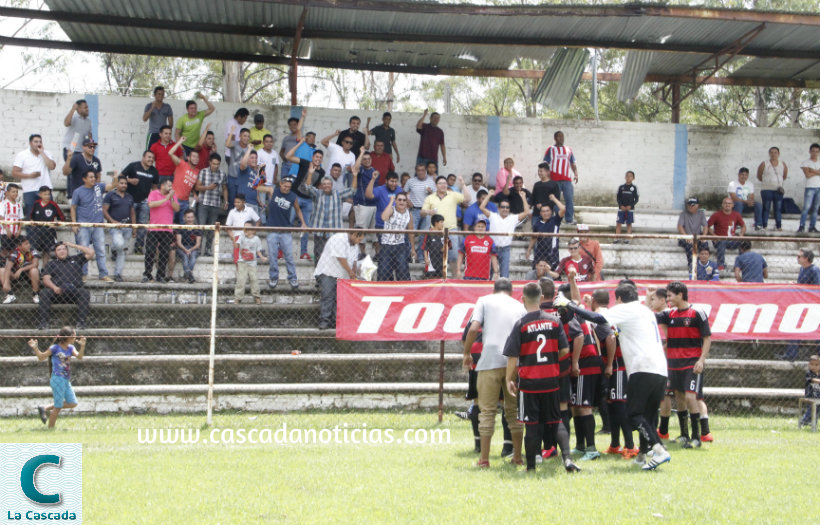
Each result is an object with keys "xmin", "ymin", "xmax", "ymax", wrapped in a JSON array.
[{"xmin": 0, "ymin": 219, "xmax": 814, "ymax": 425}]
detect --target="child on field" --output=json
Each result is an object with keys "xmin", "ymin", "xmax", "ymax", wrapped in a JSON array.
[
  {"xmin": 229, "ymin": 221, "xmax": 268, "ymax": 304},
  {"xmin": 614, "ymin": 171, "xmax": 638, "ymax": 243},
  {"xmin": 422, "ymin": 214, "xmax": 449, "ymax": 278},
  {"xmin": 29, "ymin": 326, "xmax": 86, "ymax": 428},
  {"xmin": 800, "ymin": 355, "xmax": 820, "ymax": 428}
]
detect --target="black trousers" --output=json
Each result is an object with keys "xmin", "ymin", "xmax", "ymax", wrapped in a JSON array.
[
  {"xmin": 144, "ymin": 231, "xmax": 175, "ymax": 279},
  {"xmin": 39, "ymin": 286, "xmax": 90, "ymax": 327},
  {"xmin": 626, "ymin": 372, "xmax": 666, "ymax": 453}
]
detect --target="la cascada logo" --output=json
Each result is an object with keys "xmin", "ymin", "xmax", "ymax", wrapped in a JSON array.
[{"xmin": 1, "ymin": 443, "xmax": 82, "ymax": 523}]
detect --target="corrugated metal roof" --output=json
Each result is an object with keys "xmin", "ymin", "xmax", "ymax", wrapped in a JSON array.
[
  {"xmin": 619, "ymin": 51, "xmax": 655, "ymax": 102},
  {"xmin": 36, "ymin": 0, "xmax": 820, "ymax": 82},
  {"xmin": 731, "ymin": 58, "xmax": 820, "ymax": 80},
  {"xmin": 533, "ymin": 48, "xmax": 590, "ymax": 114}
]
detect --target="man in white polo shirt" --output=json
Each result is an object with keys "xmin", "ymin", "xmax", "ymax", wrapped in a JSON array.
[
  {"xmin": 12, "ymin": 134, "xmax": 55, "ymax": 217},
  {"xmin": 314, "ymin": 229, "xmax": 365, "ymax": 330},
  {"xmin": 478, "ymin": 190, "xmax": 531, "ymax": 278},
  {"xmin": 462, "ymin": 278, "xmax": 526, "ymax": 468}
]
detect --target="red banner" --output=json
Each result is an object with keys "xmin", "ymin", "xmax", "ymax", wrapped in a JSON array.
[{"xmin": 336, "ymin": 279, "xmax": 820, "ymax": 341}]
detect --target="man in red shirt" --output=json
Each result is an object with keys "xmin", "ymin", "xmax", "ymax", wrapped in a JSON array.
[
  {"xmin": 370, "ymin": 140, "xmax": 395, "ymax": 185},
  {"xmin": 168, "ymin": 140, "xmax": 199, "ymax": 223},
  {"xmin": 456, "ymin": 218, "xmax": 497, "ymax": 280},
  {"xmin": 149, "ymin": 125, "xmax": 177, "ymax": 182},
  {"xmin": 707, "ymin": 197, "xmax": 746, "ymax": 270},
  {"xmin": 416, "ymin": 109, "xmax": 446, "ymax": 169}
]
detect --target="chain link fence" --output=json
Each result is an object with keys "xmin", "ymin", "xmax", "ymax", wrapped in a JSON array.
[{"xmin": 0, "ymin": 219, "xmax": 814, "ymax": 423}]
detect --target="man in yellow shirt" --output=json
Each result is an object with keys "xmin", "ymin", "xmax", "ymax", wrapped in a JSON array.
[
  {"xmin": 422, "ymin": 175, "xmax": 464, "ymax": 261},
  {"xmin": 249, "ymin": 114, "xmax": 272, "ymax": 150}
]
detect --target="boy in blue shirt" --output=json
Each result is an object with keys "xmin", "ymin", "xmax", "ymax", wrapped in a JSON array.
[{"xmin": 691, "ymin": 244, "xmax": 720, "ymax": 281}]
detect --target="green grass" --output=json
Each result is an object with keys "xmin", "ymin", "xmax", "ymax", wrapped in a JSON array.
[{"xmin": 1, "ymin": 412, "xmax": 816, "ymax": 525}]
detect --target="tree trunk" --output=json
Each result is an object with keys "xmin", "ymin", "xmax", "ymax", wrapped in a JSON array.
[
  {"xmin": 788, "ymin": 88, "xmax": 802, "ymax": 128},
  {"xmin": 222, "ymin": 61, "xmax": 242, "ymax": 103},
  {"xmin": 387, "ymin": 72, "xmax": 395, "ymax": 111}
]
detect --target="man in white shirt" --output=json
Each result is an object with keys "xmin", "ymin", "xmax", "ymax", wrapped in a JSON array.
[
  {"xmin": 256, "ymin": 133, "xmax": 280, "ymax": 208},
  {"xmin": 314, "ymin": 230, "xmax": 364, "ymax": 330},
  {"xmin": 321, "ymin": 130, "xmax": 356, "ymax": 177},
  {"xmin": 462, "ymin": 172, "xmax": 487, "ymax": 208},
  {"xmin": 225, "ymin": 194, "xmax": 260, "ymax": 243},
  {"xmin": 62, "ymin": 99, "xmax": 93, "ymax": 160},
  {"xmin": 727, "ymin": 167, "xmax": 762, "ymax": 231},
  {"xmin": 478, "ymin": 191, "xmax": 531, "ymax": 279},
  {"xmin": 12, "ymin": 134, "xmax": 56, "ymax": 217},
  {"xmin": 798, "ymin": 143, "xmax": 820, "ymax": 233},
  {"xmin": 558, "ymin": 273, "xmax": 672, "ymax": 470},
  {"xmin": 462, "ymin": 278, "xmax": 527, "ymax": 468}
]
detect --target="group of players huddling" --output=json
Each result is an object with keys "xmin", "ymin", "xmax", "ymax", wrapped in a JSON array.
[{"xmin": 461, "ymin": 270, "xmax": 712, "ymax": 473}]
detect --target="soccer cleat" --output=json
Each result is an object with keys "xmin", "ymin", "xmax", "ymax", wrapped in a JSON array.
[
  {"xmin": 621, "ymin": 447, "xmax": 640, "ymax": 459},
  {"xmin": 500, "ymin": 444, "xmax": 514, "ymax": 459},
  {"xmin": 564, "ymin": 459, "xmax": 581, "ymax": 473},
  {"xmin": 642, "ymin": 448, "xmax": 671, "ymax": 470},
  {"xmin": 32, "ymin": 295, "xmax": 39, "ymax": 304},
  {"xmin": 570, "ymin": 448, "xmax": 585, "ymax": 456},
  {"xmin": 700, "ymin": 433, "xmax": 714, "ymax": 442},
  {"xmin": 597, "ymin": 427, "xmax": 611, "ymax": 435},
  {"xmin": 675, "ymin": 435, "xmax": 689, "ymax": 445},
  {"xmin": 300, "ymin": 253, "xmax": 312, "ymax": 261},
  {"xmin": 605, "ymin": 446, "xmax": 623, "ymax": 455},
  {"xmin": 535, "ymin": 454, "xmax": 543, "ymax": 465},
  {"xmin": 454, "ymin": 411, "xmax": 469, "ymax": 420},
  {"xmin": 2, "ymin": 294, "xmax": 17, "ymax": 304},
  {"xmin": 580, "ymin": 449, "xmax": 601, "ymax": 461},
  {"xmin": 632, "ymin": 453, "xmax": 646, "ymax": 466},
  {"xmin": 683, "ymin": 438, "xmax": 701, "ymax": 449},
  {"xmin": 37, "ymin": 406, "xmax": 47, "ymax": 424},
  {"xmin": 657, "ymin": 430, "xmax": 669, "ymax": 440},
  {"xmin": 475, "ymin": 460, "xmax": 490, "ymax": 469},
  {"xmin": 541, "ymin": 447, "xmax": 558, "ymax": 459}
]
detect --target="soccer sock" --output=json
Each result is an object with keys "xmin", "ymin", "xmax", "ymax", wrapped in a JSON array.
[
  {"xmin": 542, "ymin": 422, "xmax": 555, "ymax": 451},
  {"xmin": 583, "ymin": 414, "xmax": 596, "ymax": 450},
  {"xmin": 700, "ymin": 416, "xmax": 710, "ymax": 436},
  {"xmin": 525, "ymin": 425, "xmax": 543, "ymax": 470},
  {"xmin": 555, "ymin": 422, "xmax": 571, "ymax": 461},
  {"xmin": 561, "ymin": 409, "xmax": 571, "ymax": 433},
  {"xmin": 598, "ymin": 397, "xmax": 610, "ymax": 431},
  {"xmin": 677, "ymin": 410, "xmax": 690, "ymax": 439},
  {"xmin": 659, "ymin": 416, "xmax": 670, "ymax": 435},
  {"xmin": 608, "ymin": 402, "xmax": 627, "ymax": 448},
  {"xmin": 690, "ymin": 413, "xmax": 700, "ymax": 441},
  {"xmin": 573, "ymin": 416, "xmax": 586, "ymax": 450}
]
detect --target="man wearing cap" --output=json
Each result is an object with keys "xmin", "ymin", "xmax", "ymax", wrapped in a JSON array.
[
  {"xmin": 576, "ymin": 224, "xmax": 603, "ymax": 281},
  {"xmin": 677, "ymin": 197, "xmax": 709, "ymax": 268},
  {"xmin": 62, "ymin": 138, "xmax": 102, "ymax": 200},
  {"xmin": 249, "ymin": 113, "xmax": 271, "ymax": 151}
]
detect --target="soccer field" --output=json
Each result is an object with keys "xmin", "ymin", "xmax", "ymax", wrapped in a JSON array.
[{"xmin": 1, "ymin": 412, "xmax": 815, "ymax": 525}]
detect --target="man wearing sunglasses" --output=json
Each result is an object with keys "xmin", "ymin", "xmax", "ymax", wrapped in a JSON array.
[{"xmin": 62, "ymin": 138, "xmax": 102, "ymax": 200}]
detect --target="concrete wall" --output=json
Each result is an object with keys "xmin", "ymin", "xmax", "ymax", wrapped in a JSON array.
[{"xmin": 1, "ymin": 88, "xmax": 817, "ymax": 209}]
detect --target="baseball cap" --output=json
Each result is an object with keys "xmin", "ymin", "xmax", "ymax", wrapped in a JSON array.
[
  {"xmin": 475, "ymin": 217, "xmax": 489, "ymax": 226},
  {"xmin": 576, "ymin": 224, "xmax": 589, "ymax": 232},
  {"xmin": 687, "ymin": 197, "xmax": 699, "ymax": 205},
  {"xmin": 82, "ymin": 138, "xmax": 97, "ymax": 146}
]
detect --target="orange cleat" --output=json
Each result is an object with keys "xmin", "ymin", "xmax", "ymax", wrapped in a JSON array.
[
  {"xmin": 621, "ymin": 447, "xmax": 640, "ymax": 459},
  {"xmin": 700, "ymin": 433, "xmax": 714, "ymax": 442},
  {"xmin": 604, "ymin": 446, "xmax": 623, "ymax": 455},
  {"xmin": 657, "ymin": 430, "xmax": 670, "ymax": 440}
]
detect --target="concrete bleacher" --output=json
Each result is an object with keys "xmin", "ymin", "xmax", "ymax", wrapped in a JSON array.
[{"xmin": 0, "ymin": 205, "xmax": 812, "ymax": 416}]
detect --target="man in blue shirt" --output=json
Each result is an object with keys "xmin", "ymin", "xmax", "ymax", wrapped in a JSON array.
[
  {"xmin": 733, "ymin": 241, "xmax": 767, "ymax": 283},
  {"xmin": 258, "ymin": 178, "xmax": 305, "ymax": 290},
  {"xmin": 236, "ymin": 148, "xmax": 264, "ymax": 215},
  {"xmin": 691, "ymin": 244, "xmax": 720, "ymax": 281},
  {"xmin": 797, "ymin": 248, "xmax": 820, "ymax": 285},
  {"xmin": 366, "ymin": 171, "xmax": 402, "ymax": 230},
  {"xmin": 70, "ymin": 170, "xmax": 114, "ymax": 281}
]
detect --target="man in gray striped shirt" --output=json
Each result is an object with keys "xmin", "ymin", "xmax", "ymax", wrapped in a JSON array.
[
  {"xmin": 300, "ymin": 165, "xmax": 357, "ymax": 263},
  {"xmin": 404, "ymin": 163, "xmax": 436, "ymax": 260}
]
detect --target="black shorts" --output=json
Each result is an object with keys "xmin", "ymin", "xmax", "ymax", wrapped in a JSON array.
[
  {"xmin": 669, "ymin": 367, "xmax": 700, "ymax": 394},
  {"xmin": 517, "ymin": 390, "xmax": 561, "ymax": 425},
  {"xmin": 570, "ymin": 373, "xmax": 602, "ymax": 407},
  {"xmin": 607, "ymin": 369, "xmax": 628, "ymax": 402},
  {"xmin": 694, "ymin": 371, "xmax": 704, "ymax": 400},
  {"xmin": 559, "ymin": 376, "xmax": 571, "ymax": 404}
]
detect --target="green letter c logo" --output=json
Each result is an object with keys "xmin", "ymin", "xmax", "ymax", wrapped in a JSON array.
[{"xmin": 20, "ymin": 454, "xmax": 62, "ymax": 504}]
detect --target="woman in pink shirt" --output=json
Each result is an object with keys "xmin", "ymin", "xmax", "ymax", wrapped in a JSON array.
[{"xmin": 494, "ymin": 157, "xmax": 521, "ymax": 195}]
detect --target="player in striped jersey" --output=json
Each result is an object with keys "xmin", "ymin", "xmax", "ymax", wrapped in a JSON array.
[
  {"xmin": 504, "ymin": 282, "xmax": 578, "ymax": 472},
  {"xmin": 568, "ymin": 303, "xmax": 606, "ymax": 460},
  {"xmin": 0, "ymin": 183, "xmax": 24, "ymax": 257},
  {"xmin": 655, "ymin": 281, "xmax": 712, "ymax": 448}
]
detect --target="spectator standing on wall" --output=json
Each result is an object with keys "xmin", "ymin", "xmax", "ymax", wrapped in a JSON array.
[
  {"xmin": 62, "ymin": 99, "xmax": 93, "ymax": 161},
  {"xmin": 62, "ymin": 138, "xmax": 102, "ymax": 200},
  {"xmin": 733, "ymin": 241, "xmax": 767, "ymax": 283},
  {"xmin": 416, "ymin": 109, "xmax": 447, "ymax": 168},
  {"xmin": 174, "ymin": 93, "xmax": 215, "ymax": 156},
  {"xmin": 544, "ymin": 131, "xmax": 579, "ymax": 225},
  {"xmin": 707, "ymin": 197, "xmax": 746, "ymax": 270},
  {"xmin": 798, "ymin": 143, "xmax": 820, "ymax": 233},
  {"xmin": 121, "ymin": 150, "xmax": 159, "ymax": 255},
  {"xmin": 12, "ymin": 134, "xmax": 55, "ymax": 218},
  {"xmin": 756, "ymin": 146, "xmax": 788, "ymax": 232},
  {"xmin": 279, "ymin": 114, "xmax": 303, "ymax": 177},
  {"xmin": 728, "ymin": 167, "xmax": 762, "ymax": 231},
  {"xmin": 369, "ymin": 112, "xmax": 400, "ymax": 162},
  {"xmin": 614, "ymin": 170, "xmax": 639, "ymax": 242},
  {"xmin": 677, "ymin": 197, "xmax": 709, "ymax": 268},
  {"xmin": 142, "ymin": 86, "xmax": 173, "ymax": 149},
  {"xmin": 337, "ymin": 116, "xmax": 370, "ymax": 157}
]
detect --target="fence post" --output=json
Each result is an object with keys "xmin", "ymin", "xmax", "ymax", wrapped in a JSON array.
[
  {"xmin": 691, "ymin": 233, "xmax": 698, "ymax": 279},
  {"xmin": 206, "ymin": 223, "xmax": 221, "ymax": 426},
  {"xmin": 438, "ymin": 228, "xmax": 449, "ymax": 423}
]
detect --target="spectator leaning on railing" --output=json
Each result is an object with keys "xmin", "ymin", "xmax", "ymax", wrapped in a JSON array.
[{"xmin": 39, "ymin": 241, "xmax": 95, "ymax": 330}]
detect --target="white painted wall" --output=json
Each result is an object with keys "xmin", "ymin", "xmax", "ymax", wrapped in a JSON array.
[{"xmin": 1, "ymin": 89, "xmax": 817, "ymax": 209}]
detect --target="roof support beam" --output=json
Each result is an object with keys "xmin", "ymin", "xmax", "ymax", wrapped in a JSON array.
[
  {"xmin": 1, "ymin": 6, "xmax": 817, "ymax": 59},
  {"xmin": 0, "ymin": 35, "xmax": 815, "ymax": 90},
  {"xmin": 289, "ymin": 6, "xmax": 308, "ymax": 106}
]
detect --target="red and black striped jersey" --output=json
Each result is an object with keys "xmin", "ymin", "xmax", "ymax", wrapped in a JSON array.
[
  {"xmin": 503, "ymin": 310, "xmax": 568, "ymax": 393},
  {"xmin": 595, "ymin": 322, "xmax": 625, "ymax": 372},
  {"xmin": 655, "ymin": 307, "xmax": 711, "ymax": 370},
  {"xmin": 569, "ymin": 318, "xmax": 604, "ymax": 375},
  {"xmin": 541, "ymin": 303, "xmax": 572, "ymax": 378}
]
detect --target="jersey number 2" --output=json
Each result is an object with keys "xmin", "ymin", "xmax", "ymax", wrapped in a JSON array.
[{"xmin": 536, "ymin": 334, "xmax": 548, "ymax": 362}]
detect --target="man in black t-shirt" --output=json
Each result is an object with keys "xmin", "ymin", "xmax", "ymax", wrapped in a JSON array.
[
  {"xmin": 531, "ymin": 162, "xmax": 561, "ymax": 226},
  {"xmin": 504, "ymin": 282, "xmax": 577, "ymax": 472},
  {"xmin": 39, "ymin": 241, "xmax": 95, "ymax": 330},
  {"xmin": 336, "ymin": 116, "xmax": 370, "ymax": 157},
  {"xmin": 121, "ymin": 150, "xmax": 160, "ymax": 254}
]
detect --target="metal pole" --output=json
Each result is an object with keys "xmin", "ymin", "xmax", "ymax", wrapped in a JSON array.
[
  {"xmin": 438, "ymin": 228, "xmax": 449, "ymax": 423},
  {"xmin": 591, "ymin": 50, "xmax": 599, "ymax": 122},
  {"xmin": 206, "ymin": 223, "xmax": 221, "ymax": 426}
]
